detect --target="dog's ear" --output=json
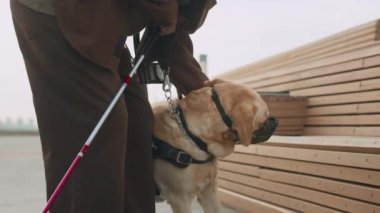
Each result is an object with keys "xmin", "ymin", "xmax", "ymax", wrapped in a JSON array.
[
  {"xmin": 214, "ymin": 82, "xmax": 258, "ymax": 146},
  {"xmin": 231, "ymin": 103, "xmax": 256, "ymax": 146},
  {"xmin": 204, "ymin": 79, "xmax": 226, "ymax": 87}
]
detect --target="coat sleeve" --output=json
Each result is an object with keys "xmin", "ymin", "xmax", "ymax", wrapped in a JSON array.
[
  {"xmin": 132, "ymin": 0, "xmax": 178, "ymax": 29},
  {"xmin": 167, "ymin": 31, "xmax": 209, "ymax": 95}
]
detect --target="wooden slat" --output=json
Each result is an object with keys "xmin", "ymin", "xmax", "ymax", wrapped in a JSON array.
[
  {"xmin": 305, "ymin": 114, "xmax": 380, "ymax": 126},
  {"xmin": 266, "ymin": 105, "xmax": 306, "ymax": 112},
  {"xmin": 233, "ymin": 39, "xmax": 378, "ymax": 83},
  {"xmin": 233, "ymin": 145, "xmax": 380, "ymax": 169},
  {"xmin": 291, "ymin": 78, "xmax": 380, "ymax": 97},
  {"xmin": 306, "ymin": 102, "xmax": 380, "ymax": 116},
  {"xmin": 264, "ymin": 135, "xmax": 380, "ymax": 154},
  {"xmin": 364, "ymin": 54, "xmax": 380, "ymax": 67},
  {"xmin": 289, "ymin": 33, "xmax": 376, "ymax": 66},
  {"xmin": 266, "ymin": 109, "xmax": 306, "ymax": 117},
  {"xmin": 265, "ymin": 101, "xmax": 307, "ymax": 110},
  {"xmin": 275, "ymin": 130, "xmax": 303, "ymax": 136},
  {"xmin": 287, "ymin": 21, "xmax": 379, "ymax": 59},
  {"xmin": 275, "ymin": 118, "xmax": 305, "ymax": 126},
  {"xmin": 218, "ymin": 161, "xmax": 261, "ymax": 177},
  {"xmin": 219, "ymin": 172, "xmax": 380, "ymax": 213},
  {"xmin": 219, "ymin": 189, "xmax": 293, "ymax": 213},
  {"xmin": 258, "ymin": 32, "xmax": 376, "ymax": 75},
  {"xmin": 218, "ymin": 179, "xmax": 337, "ymax": 213},
  {"xmin": 304, "ymin": 126, "xmax": 380, "ymax": 137},
  {"xmin": 251, "ymin": 59, "xmax": 363, "ymax": 88},
  {"xmin": 259, "ymin": 66, "xmax": 380, "ymax": 92},
  {"xmin": 260, "ymin": 169, "xmax": 380, "ymax": 205},
  {"xmin": 275, "ymin": 130, "xmax": 304, "ymax": 135},
  {"xmin": 262, "ymin": 95, "xmax": 306, "ymax": 102},
  {"xmin": 275, "ymin": 126, "xmax": 305, "ymax": 131},
  {"xmin": 241, "ymin": 42, "xmax": 380, "ymax": 84},
  {"xmin": 274, "ymin": 130, "xmax": 303, "ymax": 136},
  {"xmin": 222, "ymin": 153, "xmax": 380, "ymax": 186},
  {"xmin": 288, "ymin": 24, "xmax": 377, "ymax": 60},
  {"xmin": 307, "ymin": 90, "xmax": 380, "ymax": 106},
  {"xmin": 221, "ymin": 20, "xmax": 379, "ymax": 79}
]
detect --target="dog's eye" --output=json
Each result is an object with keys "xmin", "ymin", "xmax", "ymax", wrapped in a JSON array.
[
  {"xmin": 230, "ymin": 129, "xmax": 239, "ymax": 143},
  {"xmin": 222, "ymin": 129, "xmax": 239, "ymax": 142}
]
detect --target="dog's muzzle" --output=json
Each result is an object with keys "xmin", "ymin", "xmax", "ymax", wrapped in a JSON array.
[{"xmin": 251, "ymin": 116, "xmax": 278, "ymax": 144}]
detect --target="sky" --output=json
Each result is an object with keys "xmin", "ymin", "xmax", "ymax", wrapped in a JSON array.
[{"xmin": 1, "ymin": 0, "xmax": 380, "ymax": 123}]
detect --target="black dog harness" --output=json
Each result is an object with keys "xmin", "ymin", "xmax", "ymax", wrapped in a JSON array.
[
  {"xmin": 152, "ymin": 137, "xmax": 213, "ymax": 168},
  {"xmin": 152, "ymin": 87, "xmax": 237, "ymax": 168}
]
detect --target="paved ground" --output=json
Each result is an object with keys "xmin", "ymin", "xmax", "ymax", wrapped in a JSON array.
[{"xmin": 0, "ymin": 136, "xmax": 237, "ymax": 212}]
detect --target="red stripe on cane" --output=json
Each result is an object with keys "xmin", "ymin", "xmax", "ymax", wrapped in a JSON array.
[
  {"xmin": 80, "ymin": 144, "xmax": 90, "ymax": 153},
  {"xmin": 124, "ymin": 76, "xmax": 132, "ymax": 84}
]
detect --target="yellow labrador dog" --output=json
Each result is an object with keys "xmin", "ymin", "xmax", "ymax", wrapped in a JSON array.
[{"xmin": 152, "ymin": 79, "xmax": 277, "ymax": 213}]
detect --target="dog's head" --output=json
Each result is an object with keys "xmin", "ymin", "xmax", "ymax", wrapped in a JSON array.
[{"xmin": 204, "ymin": 79, "xmax": 277, "ymax": 147}]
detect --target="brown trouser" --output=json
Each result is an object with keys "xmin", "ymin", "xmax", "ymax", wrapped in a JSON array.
[{"xmin": 11, "ymin": 0, "xmax": 155, "ymax": 212}]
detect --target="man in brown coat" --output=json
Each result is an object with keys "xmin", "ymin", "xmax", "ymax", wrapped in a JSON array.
[{"xmin": 11, "ymin": 0, "xmax": 216, "ymax": 212}]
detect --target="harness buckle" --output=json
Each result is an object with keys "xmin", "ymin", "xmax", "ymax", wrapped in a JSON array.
[{"xmin": 176, "ymin": 151, "xmax": 192, "ymax": 165}]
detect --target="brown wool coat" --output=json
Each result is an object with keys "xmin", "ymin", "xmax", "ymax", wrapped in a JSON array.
[{"xmin": 54, "ymin": 0, "xmax": 216, "ymax": 94}]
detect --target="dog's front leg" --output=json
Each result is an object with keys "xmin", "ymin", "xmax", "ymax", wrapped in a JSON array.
[
  {"xmin": 197, "ymin": 181, "xmax": 222, "ymax": 213},
  {"xmin": 167, "ymin": 195, "xmax": 193, "ymax": 213}
]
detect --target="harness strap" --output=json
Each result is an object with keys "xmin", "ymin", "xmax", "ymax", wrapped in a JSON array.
[
  {"xmin": 152, "ymin": 137, "xmax": 213, "ymax": 168},
  {"xmin": 176, "ymin": 106, "xmax": 209, "ymax": 153}
]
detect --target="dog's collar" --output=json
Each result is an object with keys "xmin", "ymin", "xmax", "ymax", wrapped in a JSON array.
[
  {"xmin": 211, "ymin": 87, "xmax": 239, "ymax": 143},
  {"xmin": 211, "ymin": 87, "xmax": 233, "ymax": 128}
]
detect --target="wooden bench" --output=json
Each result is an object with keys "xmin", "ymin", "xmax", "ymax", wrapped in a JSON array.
[{"xmin": 217, "ymin": 19, "xmax": 380, "ymax": 212}]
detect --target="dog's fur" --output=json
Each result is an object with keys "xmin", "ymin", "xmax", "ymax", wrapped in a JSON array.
[{"xmin": 152, "ymin": 79, "xmax": 269, "ymax": 213}]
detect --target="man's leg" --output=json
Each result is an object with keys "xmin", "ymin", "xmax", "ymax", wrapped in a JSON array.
[
  {"xmin": 11, "ymin": 1, "xmax": 128, "ymax": 212},
  {"xmin": 118, "ymin": 50, "xmax": 155, "ymax": 213}
]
